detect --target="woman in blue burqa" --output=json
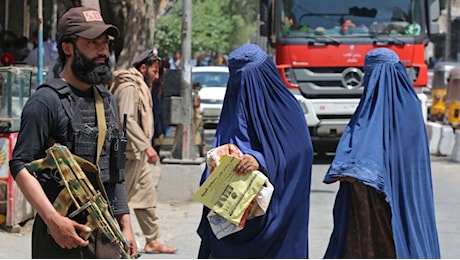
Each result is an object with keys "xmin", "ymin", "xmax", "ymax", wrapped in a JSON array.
[
  {"xmin": 323, "ymin": 48, "xmax": 440, "ymax": 258},
  {"xmin": 196, "ymin": 43, "xmax": 313, "ymax": 258}
]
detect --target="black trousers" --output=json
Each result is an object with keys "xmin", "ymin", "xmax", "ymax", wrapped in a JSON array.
[{"xmin": 32, "ymin": 214, "xmax": 121, "ymax": 259}]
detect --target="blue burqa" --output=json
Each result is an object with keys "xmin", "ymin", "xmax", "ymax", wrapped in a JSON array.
[
  {"xmin": 197, "ymin": 44, "xmax": 313, "ymax": 258},
  {"xmin": 323, "ymin": 48, "xmax": 440, "ymax": 258}
]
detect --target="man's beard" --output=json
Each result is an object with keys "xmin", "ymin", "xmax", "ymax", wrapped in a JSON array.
[
  {"xmin": 144, "ymin": 75, "xmax": 153, "ymax": 88},
  {"xmin": 71, "ymin": 46, "xmax": 112, "ymax": 85}
]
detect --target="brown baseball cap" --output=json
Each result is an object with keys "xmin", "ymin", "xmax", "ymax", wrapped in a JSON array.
[{"xmin": 58, "ymin": 7, "xmax": 119, "ymax": 40}]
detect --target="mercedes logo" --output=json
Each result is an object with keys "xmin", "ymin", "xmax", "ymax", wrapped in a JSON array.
[{"xmin": 341, "ymin": 67, "xmax": 363, "ymax": 89}]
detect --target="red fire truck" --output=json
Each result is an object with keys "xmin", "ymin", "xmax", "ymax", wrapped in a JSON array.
[{"xmin": 259, "ymin": 0, "xmax": 440, "ymax": 153}]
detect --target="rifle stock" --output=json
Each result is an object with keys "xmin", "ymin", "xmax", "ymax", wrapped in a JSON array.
[{"xmin": 25, "ymin": 144, "xmax": 132, "ymax": 259}]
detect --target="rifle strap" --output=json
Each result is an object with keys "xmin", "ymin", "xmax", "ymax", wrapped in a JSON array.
[
  {"xmin": 93, "ymin": 87, "xmax": 114, "ymax": 217},
  {"xmin": 94, "ymin": 87, "xmax": 106, "ymax": 163}
]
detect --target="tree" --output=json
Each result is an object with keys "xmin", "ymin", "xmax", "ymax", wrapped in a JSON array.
[
  {"xmin": 226, "ymin": 0, "xmax": 259, "ymax": 50},
  {"xmin": 154, "ymin": 2, "xmax": 182, "ymax": 58},
  {"xmin": 96, "ymin": 0, "xmax": 259, "ymax": 67},
  {"xmin": 100, "ymin": 0, "xmax": 162, "ymax": 69},
  {"xmin": 154, "ymin": 0, "xmax": 258, "ymax": 59}
]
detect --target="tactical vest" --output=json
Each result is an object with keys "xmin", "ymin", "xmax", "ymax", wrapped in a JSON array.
[{"xmin": 37, "ymin": 78, "xmax": 123, "ymax": 184}]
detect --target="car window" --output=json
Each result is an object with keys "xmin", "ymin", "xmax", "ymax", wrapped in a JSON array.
[{"xmin": 192, "ymin": 72, "xmax": 229, "ymax": 87}]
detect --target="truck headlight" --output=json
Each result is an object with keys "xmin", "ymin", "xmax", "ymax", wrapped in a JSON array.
[{"xmin": 284, "ymin": 68, "xmax": 298, "ymax": 85}]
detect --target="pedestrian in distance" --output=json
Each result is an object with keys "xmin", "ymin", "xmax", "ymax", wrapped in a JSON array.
[
  {"xmin": 168, "ymin": 49, "xmax": 181, "ymax": 69},
  {"xmin": 9, "ymin": 6, "xmax": 138, "ymax": 258},
  {"xmin": 23, "ymin": 29, "xmax": 59, "ymax": 79},
  {"xmin": 110, "ymin": 49, "xmax": 177, "ymax": 254},
  {"xmin": 196, "ymin": 43, "xmax": 314, "ymax": 258},
  {"xmin": 323, "ymin": 48, "xmax": 440, "ymax": 258}
]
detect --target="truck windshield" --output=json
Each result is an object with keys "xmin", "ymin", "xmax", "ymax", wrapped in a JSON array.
[{"xmin": 279, "ymin": 0, "xmax": 424, "ymax": 38}]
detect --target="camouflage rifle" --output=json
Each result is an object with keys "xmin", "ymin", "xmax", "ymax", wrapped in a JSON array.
[{"xmin": 25, "ymin": 144, "xmax": 132, "ymax": 259}]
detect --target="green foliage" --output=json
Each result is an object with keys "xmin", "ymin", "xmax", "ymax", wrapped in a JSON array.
[
  {"xmin": 154, "ymin": 10, "xmax": 182, "ymax": 57},
  {"xmin": 192, "ymin": 0, "xmax": 232, "ymax": 53},
  {"xmin": 154, "ymin": 0, "xmax": 257, "ymax": 58}
]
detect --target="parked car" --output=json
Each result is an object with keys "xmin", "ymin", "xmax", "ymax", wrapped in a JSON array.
[{"xmin": 192, "ymin": 66, "xmax": 229, "ymax": 127}]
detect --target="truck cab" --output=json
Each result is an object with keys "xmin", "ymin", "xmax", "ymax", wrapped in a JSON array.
[{"xmin": 259, "ymin": 0, "xmax": 440, "ymax": 153}]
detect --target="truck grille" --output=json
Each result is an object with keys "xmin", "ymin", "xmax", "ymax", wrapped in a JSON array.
[{"xmin": 293, "ymin": 67, "xmax": 365, "ymax": 99}]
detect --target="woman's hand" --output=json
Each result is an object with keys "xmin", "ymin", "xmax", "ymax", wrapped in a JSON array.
[{"xmin": 234, "ymin": 154, "xmax": 259, "ymax": 175}]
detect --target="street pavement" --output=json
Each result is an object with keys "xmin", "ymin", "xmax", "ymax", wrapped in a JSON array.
[{"xmin": 1, "ymin": 155, "xmax": 460, "ymax": 258}]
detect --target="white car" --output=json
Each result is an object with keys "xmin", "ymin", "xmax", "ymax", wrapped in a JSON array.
[{"xmin": 192, "ymin": 66, "xmax": 229, "ymax": 126}]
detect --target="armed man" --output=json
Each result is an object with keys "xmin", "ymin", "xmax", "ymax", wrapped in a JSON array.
[{"xmin": 9, "ymin": 6, "xmax": 138, "ymax": 258}]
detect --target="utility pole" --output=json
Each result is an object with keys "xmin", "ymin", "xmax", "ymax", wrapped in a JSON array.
[
  {"xmin": 51, "ymin": 0, "xmax": 57, "ymax": 41},
  {"xmin": 445, "ymin": 0, "xmax": 451, "ymax": 61},
  {"xmin": 168, "ymin": 0, "xmax": 196, "ymax": 161},
  {"xmin": 180, "ymin": 0, "xmax": 195, "ymax": 159},
  {"xmin": 37, "ymin": 0, "xmax": 43, "ymax": 85},
  {"xmin": 158, "ymin": 0, "xmax": 205, "ymax": 202}
]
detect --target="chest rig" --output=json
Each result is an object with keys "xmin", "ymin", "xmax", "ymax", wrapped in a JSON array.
[{"xmin": 38, "ymin": 79, "xmax": 123, "ymax": 184}]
